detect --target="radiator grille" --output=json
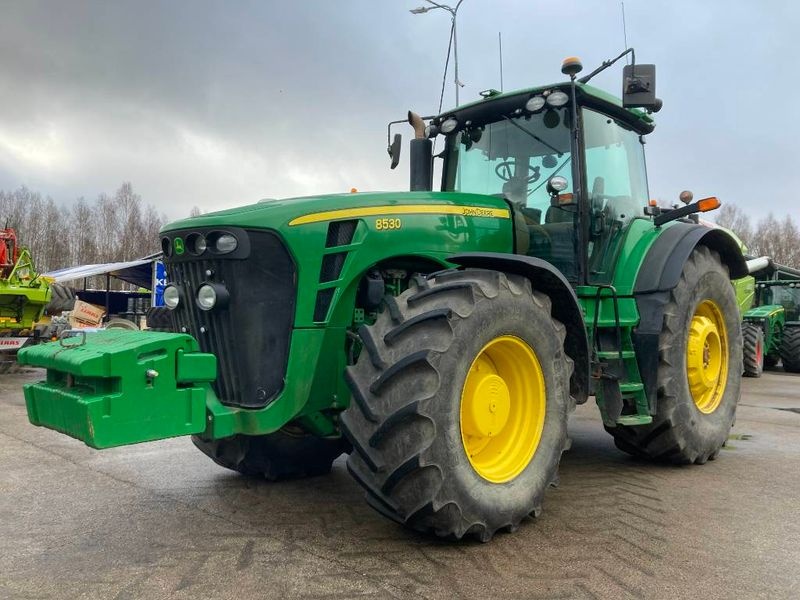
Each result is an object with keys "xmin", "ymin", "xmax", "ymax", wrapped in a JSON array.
[{"xmin": 165, "ymin": 229, "xmax": 295, "ymax": 408}]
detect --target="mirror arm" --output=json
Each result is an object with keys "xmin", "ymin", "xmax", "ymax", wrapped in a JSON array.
[
  {"xmin": 387, "ymin": 119, "xmax": 407, "ymax": 155},
  {"xmin": 579, "ymin": 48, "xmax": 635, "ymax": 85}
]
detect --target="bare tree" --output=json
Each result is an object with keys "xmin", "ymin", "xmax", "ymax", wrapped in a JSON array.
[
  {"xmin": 1, "ymin": 183, "xmax": 167, "ymax": 286},
  {"xmin": 714, "ymin": 203, "xmax": 753, "ymax": 248}
]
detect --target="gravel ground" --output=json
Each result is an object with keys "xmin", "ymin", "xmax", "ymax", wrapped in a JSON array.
[{"xmin": 1, "ymin": 368, "xmax": 798, "ymax": 600}]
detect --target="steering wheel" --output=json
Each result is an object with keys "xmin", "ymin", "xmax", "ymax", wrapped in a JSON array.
[{"xmin": 495, "ymin": 161, "xmax": 541, "ymax": 183}]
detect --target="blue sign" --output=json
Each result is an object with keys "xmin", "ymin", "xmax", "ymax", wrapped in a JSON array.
[{"xmin": 153, "ymin": 261, "xmax": 167, "ymax": 307}]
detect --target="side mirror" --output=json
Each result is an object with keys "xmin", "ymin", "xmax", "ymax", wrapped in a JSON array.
[
  {"xmin": 622, "ymin": 64, "xmax": 662, "ymax": 112},
  {"xmin": 388, "ymin": 133, "xmax": 402, "ymax": 170}
]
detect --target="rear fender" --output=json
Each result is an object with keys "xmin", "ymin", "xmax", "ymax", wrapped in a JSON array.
[{"xmin": 632, "ymin": 223, "xmax": 748, "ymax": 410}]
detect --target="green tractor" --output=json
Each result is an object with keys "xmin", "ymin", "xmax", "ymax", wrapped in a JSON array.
[
  {"xmin": 0, "ymin": 227, "xmax": 51, "ymax": 369},
  {"xmin": 740, "ymin": 260, "xmax": 800, "ymax": 375},
  {"xmin": 20, "ymin": 51, "xmax": 749, "ymax": 541}
]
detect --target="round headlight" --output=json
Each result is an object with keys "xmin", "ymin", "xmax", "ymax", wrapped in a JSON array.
[
  {"xmin": 424, "ymin": 124, "xmax": 439, "ymax": 139},
  {"xmin": 546, "ymin": 91, "xmax": 569, "ymax": 107},
  {"xmin": 196, "ymin": 282, "xmax": 230, "ymax": 311},
  {"xmin": 196, "ymin": 284, "xmax": 217, "ymax": 311},
  {"xmin": 440, "ymin": 118, "xmax": 458, "ymax": 134},
  {"xmin": 163, "ymin": 285, "xmax": 180, "ymax": 310},
  {"xmin": 214, "ymin": 233, "xmax": 238, "ymax": 254},
  {"xmin": 547, "ymin": 175, "xmax": 569, "ymax": 193},
  {"xmin": 187, "ymin": 233, "xmax": 207, "ymax": 255},
  {"xmin": 525, "ymin": 95, "xmax": 546, "ymax": 112}
]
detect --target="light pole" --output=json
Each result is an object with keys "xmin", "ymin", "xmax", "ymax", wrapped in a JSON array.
[{"xmin": 410, "ymin": 0, "xmax": 465, "ymax": 106}]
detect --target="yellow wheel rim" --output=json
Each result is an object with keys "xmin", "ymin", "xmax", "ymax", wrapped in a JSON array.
[
  {"xmin": 459, "ymin": 335, "xmax": 546, "ymax": 483},
  {"xmin": 686, "ymin": 300, "xmax": 728, "ymax": 414}
]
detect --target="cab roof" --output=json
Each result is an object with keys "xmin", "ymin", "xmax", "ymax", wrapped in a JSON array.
[{"xmin": 435, "ymin": 82, "xmax": 655, "ymax": 135}]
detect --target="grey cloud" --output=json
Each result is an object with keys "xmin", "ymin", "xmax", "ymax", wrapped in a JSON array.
[{"xmin": 0, "ymin": 0, "xmax": 798, "ymax": 221}]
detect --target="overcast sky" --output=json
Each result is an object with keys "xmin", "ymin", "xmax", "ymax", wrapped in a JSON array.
[{"xmin": 1, "ymin": 0, "xmax": 798, "ymax": 222}]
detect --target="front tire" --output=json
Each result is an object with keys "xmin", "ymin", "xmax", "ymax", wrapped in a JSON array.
[
  {"xmin": 608, "ymin": 246, "xmax": 742, "ymax": 464},
  {"xmin": 742, "ymin": 323, "xmax": 764, "ymax": 378},
  {"xmin": 780, "ymin": 326, "xmax": 800, "ymax": 373},
  {"xmin": 192, "ymin": 429, "xmax": 350, "ymax": 480},
  {"xmin": 342, "ymin": 269, "xmax": 573, "ymax": 541}
]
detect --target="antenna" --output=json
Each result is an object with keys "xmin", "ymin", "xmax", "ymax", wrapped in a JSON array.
[
  {"xmin": 621, "ymin": 2, "xmax": 629, "ymax": 62},
  {"xmin": 498, "ymin": 32, "xmax": 504, "ymax": 91}
]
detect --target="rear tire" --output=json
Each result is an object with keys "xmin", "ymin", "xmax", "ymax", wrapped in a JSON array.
[
  {"xmin": 342, "ymin": 269, "xmax": 573, "ymax": 541},
  {"xmin": 145, "ymin": 306, "xmax": 174, "ymax": 332},
  {"xmin": 104, "ymin": 317, "xmax": 139, "ymax": 330},
  {"xmin": 192, "ymin": 429, "xmax": 350, "ymax": 481},
  {"xmin": 742, "ymin": 323, "xmax": 764, "ymax": 378},
  {"xmin": 607, "ymin": 246, "xmax": 742, "ymax": 464},
  {"xmin": 780, "ymin": 326, "xmax": 800, "ymax": 373},
  {"xmin": 44, "ymin": 284, "xmax": 76, "ymax": 316}
]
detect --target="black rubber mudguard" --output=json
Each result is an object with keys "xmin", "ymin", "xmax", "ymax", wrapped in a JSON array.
[{"xmin": 632, "ymin": 222, "xmax": 748, "ymax": 410}]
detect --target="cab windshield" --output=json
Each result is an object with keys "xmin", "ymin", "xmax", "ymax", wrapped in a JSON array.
[{"xmin": 441, "ymin": 107, "xmax": 578, "ymax": 278}]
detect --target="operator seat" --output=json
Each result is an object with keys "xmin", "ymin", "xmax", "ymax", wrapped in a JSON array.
[
  {"xmin": 542, "ymin": 203, "xmax": 577, "ymax": 279},
  {"xmin": 502, "ymin": 177, "xmax": 551, "ymax": 256}
]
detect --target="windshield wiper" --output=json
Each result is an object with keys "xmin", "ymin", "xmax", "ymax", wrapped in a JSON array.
[{"xmin": 501, "ymin": 116, "xmax": 563, "ymax": 156}]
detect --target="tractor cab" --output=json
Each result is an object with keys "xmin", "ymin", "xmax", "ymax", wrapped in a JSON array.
[
  {"xmin": 437, "ymin": 82, "xmax": 652, "ymax": 284},
  {"xmin": 396, "ymin": 51, "xmax": 661, "ymax": 286}
]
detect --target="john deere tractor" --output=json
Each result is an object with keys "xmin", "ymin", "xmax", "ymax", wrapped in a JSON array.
[
  {"xmin": 20, "ymin": 51, "xmax": 748, "ymax": 541},
  {"xmin": 740, "ymin": 260, "xmax": 800, "ymax": 375}
]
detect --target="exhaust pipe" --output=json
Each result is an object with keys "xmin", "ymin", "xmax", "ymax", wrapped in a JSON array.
[{"xmin": 408, "ymin": 111, "xmax": 432, "ymax": 192}]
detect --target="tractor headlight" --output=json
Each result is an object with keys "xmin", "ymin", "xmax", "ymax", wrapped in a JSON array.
[
  {"xmin": 163, "ymin": 285, "xmax": 181, "ymax": 310},
  {"xmin": 187, "ymin": 233, "xmax": 207, "ymax": 255},
  {"xmin": 546, "ymin": 91, "xmax": 569, "ymax": 107},
  {"xmin": 525, "ymin": 95, "xmax": 546, "ymax": 112},
  {"xmin": 213, "ymin": 233, "xmax": 238, "ymax": 254},
  {"xmin": 161, "ymin": 237, "xmax": 173, "ymax": 257},
  {"xmin": 440, "ymin": 118, "xmax": 458, "ymax": 133},
  {"xmin": 196, "ymin": 283, "xmax": 230, "ymax": 311}
]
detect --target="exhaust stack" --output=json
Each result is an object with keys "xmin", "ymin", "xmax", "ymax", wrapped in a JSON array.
[{"xmin": 408, "ymin": 111, "xmax": 432, "ymax": 192}]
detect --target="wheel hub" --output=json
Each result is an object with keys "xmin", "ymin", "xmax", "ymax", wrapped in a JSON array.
[
  {"xmin": 686, "ymin": 300, "xmax": 728, "ymax": 414},
  {"xmin": 460, "ymin": 335, "xmax": 546, "ymax": 483},
  {"xmin": 462, "ymin": 370, "xmax": 511, "ymax": 438}
]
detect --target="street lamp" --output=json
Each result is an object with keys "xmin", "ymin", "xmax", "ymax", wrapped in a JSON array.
[{"xmin": 410, "ymin": 0, "xmax": 465, "ymax": 106}]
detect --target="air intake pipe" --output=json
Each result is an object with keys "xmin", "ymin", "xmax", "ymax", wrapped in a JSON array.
[{"xmin": 408, "ymin": 111, "xmax": 432, "ymax": 192}]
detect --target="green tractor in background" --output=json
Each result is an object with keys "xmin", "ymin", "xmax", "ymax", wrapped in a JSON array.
[
  {"xmin": 20, "ymin": 51, "xmax": 750, "ymax": 541},
  {"xmin": 0, "ymin": 227, "xmax": 51, "ymax": 370},
  {"xmin": 739, "ymin": 259, "xmax": 800, "ymax": 376}
]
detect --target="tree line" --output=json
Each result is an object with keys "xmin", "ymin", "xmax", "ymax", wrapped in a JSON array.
[
  {"xmin": 0, "ymin": 183, "xmax": 165, "ymax": 286},
  {"xmin": 713, "ymin": 204, "xmax": 800, "ymax": 269}
]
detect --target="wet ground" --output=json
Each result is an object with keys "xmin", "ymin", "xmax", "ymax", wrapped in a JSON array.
[{"xmin": 1, "ymin": 369, "xmax": 798, "ymax": 599}]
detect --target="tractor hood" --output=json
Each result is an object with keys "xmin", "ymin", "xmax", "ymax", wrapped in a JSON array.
[{"xmin": 162, "ymin": 191, "xmax": 511, "ymax": 234}]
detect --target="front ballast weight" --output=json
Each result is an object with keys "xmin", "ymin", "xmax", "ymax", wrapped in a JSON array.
[{"xmin": 20, "ymin": 330, "xmax": 216, "ymax": 449}]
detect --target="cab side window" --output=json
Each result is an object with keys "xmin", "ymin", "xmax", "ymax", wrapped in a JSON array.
[{"xmin": 582, "ymin": 109, "xmax": 649, "ymax": 282}]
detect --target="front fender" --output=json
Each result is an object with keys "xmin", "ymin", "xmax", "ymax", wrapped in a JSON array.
[{"xmin": 449, "ymin": 252, "xmax": 590, "ymax": 405}]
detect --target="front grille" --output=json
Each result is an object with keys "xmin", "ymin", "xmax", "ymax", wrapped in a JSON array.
[{"xmin": 165, "ymin": 229, "xmax": 296, "ymax": 408}]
